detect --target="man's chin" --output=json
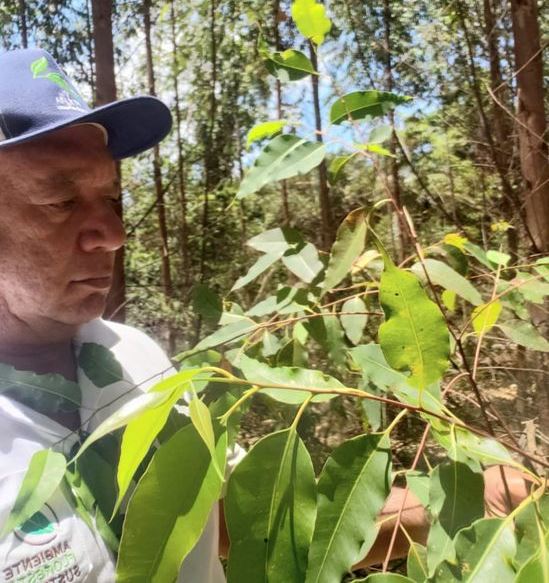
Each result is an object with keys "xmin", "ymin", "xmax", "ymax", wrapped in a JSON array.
[{"xmin": 57, "ymin": 293, "xmax": 109, "ymax": 326}]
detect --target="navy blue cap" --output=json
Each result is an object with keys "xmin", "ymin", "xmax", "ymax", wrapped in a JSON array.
[{"xmin": 0, "ymin": 48, "xmax": 172, "ymax": 160}]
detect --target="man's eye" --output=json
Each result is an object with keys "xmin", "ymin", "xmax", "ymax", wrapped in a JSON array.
[{"xmin": 47, "ymin": 200, "xmax": 75, "ymax": 211}]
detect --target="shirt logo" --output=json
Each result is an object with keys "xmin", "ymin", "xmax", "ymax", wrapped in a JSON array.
[{"xmin": 14, "ymin": 505, "xmax": 58, "ymax": 546}]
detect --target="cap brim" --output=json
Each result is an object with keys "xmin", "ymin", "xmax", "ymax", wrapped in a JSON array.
[{"xmin": 0, "ymin": 96, "xmax": 172, "ymax": 160}]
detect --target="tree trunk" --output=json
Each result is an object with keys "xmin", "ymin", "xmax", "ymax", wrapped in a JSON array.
[
  {"xmin": 308, "ymin": 42, "xmax": 334, "ymax": 250},
  {"xmin": 18, "ymin": 0, "xmax": 28, "ymax": 48},
  {"xmin": 510, "ymin": 0, "xmax": 549, "ymax": 253},
  {"xmin": 169, "ymin": 0, "xmax": 190, "ymax": 287},
  {"xmin": 382, "ymin": 0, "xmax": 410, "ymax": 262},
  {"xmin": 483, "ymin": 0, "xmax": 518, "ymax": 257},
  {"xmin": 91, "ymin": 0, "xmax": 126, "ymax": 321},
  {"xmin": 143, "ymin": 0, "xmax": 173, "ymax": 300}
]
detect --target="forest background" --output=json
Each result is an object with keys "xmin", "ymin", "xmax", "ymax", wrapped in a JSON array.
[{"xmin": 1, "ymin": 0, "xmax": 548, "ymax": 476}]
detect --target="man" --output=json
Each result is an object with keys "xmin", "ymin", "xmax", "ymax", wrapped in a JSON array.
[{"xmin": 0, "ymin": 48, "xmax": 531, "ymax": 582}]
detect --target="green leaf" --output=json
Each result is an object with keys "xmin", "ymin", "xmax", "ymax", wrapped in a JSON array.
[
  {"xmin": 472, "ymin": 301, "xmax": 502, "ymax": 335},
  {"xmin": 350, "ymin": 343, "xmax": 407, "ymax": 392},
  {"xmin": 411, "ymin": 259, "xmax": 482, "ymax": 306},
  {"xmin": 31, "ymin": 56, "xmax": 48, "ymax": 77},
  {"xmin": 426, "ymin": 462, "xmax": 485, "ymax": 573},
  {"xmin": 486, "ymin": 250, "xmax": 510, "ymax": 266},
  {"xmin": 406, "ymin": 471, "xmax": 430, "ymax": 508},
  {"xmin": 78, "ymin": 343, "xmax": 124, "ymax": 387},
  {"xmin": 322, "ymin": 208, "xmax": 367, "ymax": 292},
  {"xmin": 499, "ymin": 320, "xmax": 549, "ymax": 352},
  {"xmin": 291, "ymin": 0, "xmax": 332, "ymax": 45},
  {"xmin": 515, "ymin": 544, "xmax": 549, "ymax": 583},
  {"xmin": 362, "ymin": 143, "xmax": 395, "ymax": 157},
  {"xmin": 442, "ymin": 290, "xmax": 457, "ymax": 311},
  {"xmin": 113, "ymin": 369, "xmax": 201, "ymax": 515},
  {"xmin": 515, "ymin": 274, "xmax": 549, "ymax": 304},
  {"xmin": 237, "ymin": 135, "xmax": 326, "ymax": 199},
  {"xmin": 282, "ymin": 242, "xmax": 324, "ymax": 283},
  {"xmin": 1, "ymin": 450, "xmax": 66, "ymax": 536},
  {"xmin": 226, "ymin": 428, "xmax": 316, "ymax": 583},
  {"xmin": 368, "ymin": 124, "xmax": 393, "ymax": 143},
  {"xmin": 247, "ymin": 227, "xmax": 299, "ymax": 254},
  {"xmin": 265, "ymin": 49, "xmax": 315, "ymax": 81},
  {"xmin": 515, "ymin": 494, "xmax": 549, "ymax": 566},
  {"xmin": 45, "ymin": 72, "xmax": 73, "ymax": 94},
  {"xmin": 330, "ymin": 91, "xmax": 412, "ymax": 125},
  {"xmin": 378, "ymin": 257, "xmax": 450, "ymax": 389},
  {"xmin": 305, "ymin": 434, "xmax": 392, "ymax": 583},
  {"xmin": 191, "ymin": 284, "xmax": 223, "ymax": 323},
  {"xmin": 235, "ymin": 353, "xmax": 341, "ymax": 404},
  {"xmin": 247, "ymin": 120, "xmax": 288, "ymax": 148},
  {"xmin": 407, "ymin": 542, "xmax": 428, "ymax": 583},
  {"xmin": 116, "ymin": 425, "xmax": 226, "ymax": 582},
  {"xmin": 431, "ymin": 518, "xmax": 516, "ymax": 582},
  {"xmin": 75, "ymin": 391, "xmax": 173, "ymax": 461},
  {"xmin": 303, "ymin": 313, "xmax": 347, "ymax": 368},
  {"xmin": 328, "ymin": 154, "xmax": 357, "ymax": 184},
  {"xmin": 341, "ymin": 296, "xmax": 368, "ymax": 345},
  {"xmin": 185, "ymin": 319, "xmax": 258, "ymax": 357},
  {"xmin": 189, "ymin": 396, "xmax": 224, "ymax": 480},
  {"xmin": 232, "ymin": 252, "xmax": 282, "ymax": 291}
]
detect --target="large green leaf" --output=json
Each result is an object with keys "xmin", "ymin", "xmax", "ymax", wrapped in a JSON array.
[
  {"xmin": 189, "ymin": 396, "xmax": 224, "ymax": 480},
  {"xmin": 411, "ymin": 259, "xmax": 482, "ymax": 306},
  {"xmin": 499, "ymin": 320, "xmax": 549, "ymax": 352},
  {"xmin": 515, "ymin": 494, "xmax": 549, "ymax": 566},
  {"xmin": 330, "ymin": 91, "xmax": 411, "ymax": 125},
  {"xmin": 78, "ymin": 343, "xmax": 124, "ymax": 387},
  {"xmin": 472, "ymin": 300, "xmax": 502, "ymax": 335},
  {"xmin": 291, "ymin": 0, "xmax": 332, "ymax": 45},
  {"xmin": 113, "ymin": 369, "xmax": 201, "ymax": 515},
  {"xmin": 265, "ymin": 50, "xmax": 314, "ymax": 81},
  {"xmin": 378, "ymin": 257, "xmax": 450, "ymax": 389},
  {"xmin": 116, "ymin": 425, "xmax": 226, "ymax": 582},
  {"xmin": 183, "ymin": 319, "xmax": 258, "ymax": 358},
  {"xmin": 341, "ymin": 296, "xmax": 368, "ymax": 345},
  {"xmin": 431, "ymin": 518, "xmax": 516, "ymax": 582},
  {"xmin": 247, "ymin": 120, "xmax": 288, "ymax": 148},
  {"xmin": 237, "ymin": 135, "xmax": 326, "ymax": 199},
  {"xmin": 426, "ymin": 462, "xmax": 485, "ymax": 573},
  {"xmin": 514, "ymin": 527, "xmax": 549, "ymax": 583},
  {"xmin": 232, "ymin": 252, "xmax": 282, "ymax": 291},
  {"xmin": 305, "ymin": 434, "xmax": 392, "ymax": 583},
  {"xmin": 1, "ymin": 450, "xmax": 67, "ymax": 536},
  {"xmin": 350, "ymin": 343, "xmax": 407, "ymax": 392},
  {"xmin": 225, "ymin": 428, "xmax": 317, "ymax": 583},
  {"xmin": 321, "ymin": 208, "xmax": 367, "ymax": 293},
  {"xmin": 235, "ymin": 354, "xmax": 341, "ymax": 404}
]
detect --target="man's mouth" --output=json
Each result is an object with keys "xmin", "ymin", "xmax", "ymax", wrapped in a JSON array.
[{"xmin": 72, "ymin": 276, "xmax": 112, "ymax": 289}]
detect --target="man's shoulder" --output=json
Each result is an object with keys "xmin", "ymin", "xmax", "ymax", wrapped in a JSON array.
[{"xmin": 76, "ymin": 318, "xmax": 175, "ymax": 388}]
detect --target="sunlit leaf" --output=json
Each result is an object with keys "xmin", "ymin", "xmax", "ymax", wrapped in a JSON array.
[
  {"xmin": 231, "ymin": 252, "xmax": 282, "ymax": 291},
  {"xmin": 189, "ymin": 396, "xmax": 224, "ymax": 480},
  {"xmin": 407, "ymin": 543, "xmax": 428, "ymax": 583},
  {"xmin": 378, "ymin": 254, "xmax": 450, "ymax": 388},
  {"xmin": 291, "ymin": 0, "xmax": 332, "ymax": 45},
  {"xmin": 237, "ymin": 135, "xmax": 326, "ymax": 199},
  {"xmin": 443, "ymin": 233, "xmax": 468, "ymax": 252},
  {"xmin": 305, "ymin": 434, "xmax": 392, "ymax": 583},
  {"xmin": 116, "ymin": 425, "xmax": 226, "ymax": 582},
  {"xmin": 235, "ymin": 353, "xmax": 341, "ymax": 404},
  {"xmin": 247, "ymin": 120, "xmax": 288, "ymax": 148},
  {"xmin": 442, "ymin": 290, "xmax": 456, "ymax": 311},
  {"xmin": 330, "ymin": 91, "xmax": 412, "ymax": 125},
  {"xmin": 1, "ymin": 450, "xmax": 66, "ymax": 537},
  {"xmin": 226, "ymin": 428, "xmax": 316, "ymax": 583},
  {"xmin": 486, "ymin": 250, "xmax": 510, "ymax": 266},
  {"xmin": 472, "ymin": 301, "xmax": 502, "ymax": 335},
  {"xmin": 282, "ymin": 242, "xmax": 324, "ymax": 283}
]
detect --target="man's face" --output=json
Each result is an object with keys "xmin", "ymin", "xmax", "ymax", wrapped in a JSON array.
[{"xmin": 0, "ymin": 124, "xmax": 126, "ymax": 332}]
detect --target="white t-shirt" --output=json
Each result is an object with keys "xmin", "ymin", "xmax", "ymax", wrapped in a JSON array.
[{"xmin": 0, "ymin": 318, "xmax": 229, "ymax": 583}]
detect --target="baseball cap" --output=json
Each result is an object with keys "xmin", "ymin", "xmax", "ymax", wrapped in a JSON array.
[{"xmin": 0, "ymin": 48, "xmax": 172, "ymax": 160}]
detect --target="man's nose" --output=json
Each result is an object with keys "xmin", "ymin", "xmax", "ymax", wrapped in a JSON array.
[{"xmin": 78, "ymin": 201, "xmax": 126, "ymax": 253}]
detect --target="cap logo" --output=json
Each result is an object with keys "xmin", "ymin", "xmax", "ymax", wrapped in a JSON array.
[{"xmin": 30, "ymin": 56, "xmax": 87, "ymax": 113}]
